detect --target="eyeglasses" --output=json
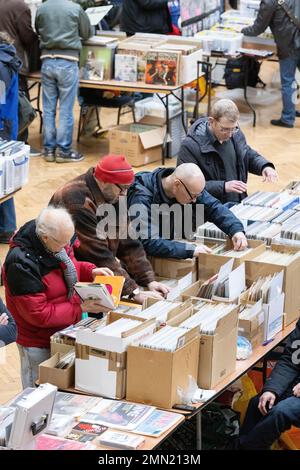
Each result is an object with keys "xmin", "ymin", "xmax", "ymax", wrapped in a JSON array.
[
  {"xmin": 177, "ymin": 178, "xmax": 200, "ymax": 200},
  {"xmin": 115, "ymin": 183, "xmax": 130, "ymax": 195},
  {"xmin": 215, "ymin": 120, "xmax": 239, "ymax": 134}
]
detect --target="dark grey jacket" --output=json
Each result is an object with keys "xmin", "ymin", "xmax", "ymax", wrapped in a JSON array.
[
  {"xmin": 263, "ymin": 319, "xmax": 300, "ymax": 397},
  {"xmin": 242, "ymin": 0, "xmax": 300, "ymax": 59},
  {"xmin": 177, "ymin": 118, "xmax": 275, "ymax": 204}
]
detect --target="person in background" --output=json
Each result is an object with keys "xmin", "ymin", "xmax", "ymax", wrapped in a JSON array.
[
  {"xmin": 235, "ymin": 318, "xmax": 300, "ymax": 449},
  {"xmin": 35, "ymin": 0, "xmax": 93, "ymax": 162},
  {"xmin": 0, "ymin": 298, "xmax": 17, "ymax": 347},
  {"xmin": 0, "ymin": 0, "xmax": 41, "ymax": 156},
  {"xmin": 0, "ymin": 32, "xmax": 22, "ymax": 244},
  {"xmin": 241, "ymin": 0, "xmax": 300, "ymax": 128},
  {"xmin": 177, "ymin": 99, "xmax": 278, "ymax": 204},
  {"xmin": 121, "ymin": 0, "xmax": 172, "ymax": 36},
  {"xmin": 127, "ymin": 163, "xmax": 248, "ymax": 259},
  {"xmin": 3, "ymin": 206, "xmax": 113, "ymax": 388},
  {"xmin": 50, "ymin": 154, "xmax": 170, "ymax": 304}
]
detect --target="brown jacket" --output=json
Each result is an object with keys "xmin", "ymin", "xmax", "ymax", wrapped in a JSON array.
[
  {"xmin": 0, "ymin": 0, "xmax": 38, "ymax": 74},
  {"xmin": 50, "ymin": 168, "xmax": 155, "ymax": 296}
]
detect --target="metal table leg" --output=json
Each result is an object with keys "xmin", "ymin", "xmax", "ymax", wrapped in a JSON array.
[{"xmin": 196, "ymin": 411, "xmax": 202, "ymax": 450}]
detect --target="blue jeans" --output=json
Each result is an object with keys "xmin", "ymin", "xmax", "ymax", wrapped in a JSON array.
[
  {"xmin": 239, "ymin": 394, "xmax": 300, "ymax": 449},
  {"xmin": 0, "ymin": 198, "xmax": 17, "ymax": 233},
  {"xmin": 41, "ymin": 58, "xmax": 79, "ymax": 153},
  {"xmin": 17, "ymin": 344, "xmax": 50, "ymax": 389},
  {"xmin": 279, "ymin": 50, "xmax": 300, "ymax": 125}
]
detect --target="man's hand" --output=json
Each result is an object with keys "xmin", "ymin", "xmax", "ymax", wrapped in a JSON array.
[
  {"xmin": 225, "ymin": 180, "xmax": 247, "ymax": 194},
  {"xmin": 80, "ymin": 299, "xmax": 111, "ymax": 314},
  {"xmin": 92, "ymin": 267, "xmax": 114, "ymax": 279},
  {"xmin": 0, "ymin": 313, "xmax": 8, "ymax": 326},
  {"xmin": 258, "ymin": 391, "xmax": 276, "ymax": 416},
  {"xmin": 194, "ymin": 245, "xmax": 212, "ymax": 256},
  {"xmin": 293, "ymin": 383, "xmax": 300, "ymax": 398},
  {"xmin": 148, "ymin": 281, "xmax": 170, "ymax": 298},
  {"xmin": 262, "ymin": 167, "xmax": 278, "ymax": 183},
  {"xmin": 232, "ymin": 232, "xmax": 248, "ymax": 251},
  {"xmin": 133, "ymin": 290, "xmax": 164, "ymax": 305}
]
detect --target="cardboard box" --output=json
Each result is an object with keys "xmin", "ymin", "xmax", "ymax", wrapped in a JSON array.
[
  {"xmin": 39, "ymin": 353, "xmax": 75, "ymax": 389},
  {"xmin": 197, "ymin": 239, "xmax": 266, "ymax": 283},
  {"xmin": 197, "ymin": 306, "xmax": 239, "ymax": 389},
  {"xmin": 126, "ymin": 329, "xmax": 200, "ymax": 408},
  {"xmin": 109, "ymin": 117, "xmax": 165, "ymax": 167},
  {"xmin": 238, "ymin": 306, "xmax": 265, "ymax": 349},
  {"xmin": 148, "ymin": 256, "xmax": 198, "ymax": 283},
  {"xmin": 239, "ymin": 273, "xmax": 285, "ymax": 342},
  {"xmin": 75, "ymin": 312, "xmax": 156, "ymax": 399},
  {"xmin": 247, "ymin": 244, "xmax": 300, "ymax": 326}
]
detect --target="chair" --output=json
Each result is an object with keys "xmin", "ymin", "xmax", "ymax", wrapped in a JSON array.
[{"xmin": 77, "ymin": 88, "xmax": 136, "ymax": 142}]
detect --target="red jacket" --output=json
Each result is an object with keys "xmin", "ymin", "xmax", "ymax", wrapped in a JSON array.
[{"xmin": 3, "ymin": 220, "xmax": 96, "ymax": 348}]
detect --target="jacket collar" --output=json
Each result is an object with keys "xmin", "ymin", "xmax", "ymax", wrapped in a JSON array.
[{"xmin": 85, "ymin": 167, "xmax": 107, "ymax": 206}]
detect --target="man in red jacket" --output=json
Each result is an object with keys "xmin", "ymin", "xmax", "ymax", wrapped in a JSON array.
[{"xmin": 3, "ymin": 206, "xmax": 112, "ymax": 388}]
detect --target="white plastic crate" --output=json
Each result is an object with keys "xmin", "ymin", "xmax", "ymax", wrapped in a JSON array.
[
  {"xmin": 5, "ymin": 145, "xmax": 30, "ymax": 195},
  {"xmin": 196, "ymin": 30, "xmax": 243, "ymax": 55},
  {"xmin": 0, "ymin": 157, "xmax": 5, "ymax": 198}
]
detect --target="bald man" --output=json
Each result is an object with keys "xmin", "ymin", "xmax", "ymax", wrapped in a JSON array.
[{"xmin": 127, "ymin": 164, "xmax": 247, "ymax": 259}]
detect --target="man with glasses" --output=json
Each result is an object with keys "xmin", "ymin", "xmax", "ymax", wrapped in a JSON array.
[
  {"xmin": 127, "ymin": 163, "xmax": 247, "ymax": 260},
  {"xmin": 50, "ymin": 154, "xmax": 169, "ymax": 304},
  {"xmin": 3, "ymin": 206, "xmax": 113, "ymax": 388},
  {"xmin": 177, "ymin": 99, "xmax": 277, "ymax": 204}
]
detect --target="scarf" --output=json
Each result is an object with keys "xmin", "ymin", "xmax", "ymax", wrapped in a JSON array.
[{"xmin": 52, "ymin": 248, "xmax": 78, "ymax": 299}]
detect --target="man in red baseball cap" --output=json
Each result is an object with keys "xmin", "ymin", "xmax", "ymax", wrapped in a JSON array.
[{"xmin": 49, "ymin": 154, "xmax": 169, "ymax": 303}]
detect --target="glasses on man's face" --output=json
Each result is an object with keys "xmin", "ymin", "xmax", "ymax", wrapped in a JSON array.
[
  {"xmin": 177, "ymin": 178, "xmax": 200, "ymax": 201},
  {"xmin": 216, "ymin": 120, "xmax": 239, "ymax": 134},
  {"xmin": 114, "ymin": 184, "xmax": 130, "ymax": 195}
]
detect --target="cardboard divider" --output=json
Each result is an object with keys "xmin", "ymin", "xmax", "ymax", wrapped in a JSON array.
[
  {"xmin": 148, "ymin": 256, "xmax": 198, "ymax": 283},
  {"xmin": 39, "ymin": 353, "xmax": 75, "ymax": 389},
  {"xmin": 197, "ymin": 239, "xmax": 266, "ymax": 282}
]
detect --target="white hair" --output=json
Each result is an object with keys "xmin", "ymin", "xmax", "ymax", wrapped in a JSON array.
[{"xmin": 36, "ymin": 206, "xmax": 74, "ymax": 239}]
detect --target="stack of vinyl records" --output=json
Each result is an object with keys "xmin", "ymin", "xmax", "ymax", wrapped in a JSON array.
[
  {"xmin": 244, "ymin": 221, "xmax": 282, "ymax": 245},
  {"xmin": 230, "ymin": 204, "xmax": 282, "ymax": 223}
]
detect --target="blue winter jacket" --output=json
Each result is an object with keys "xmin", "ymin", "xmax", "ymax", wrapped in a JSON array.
[
  {"xmin": 127, "ymin": 167, "xmax": 245, "ymax": 259},
  {"xmin": 0, "ymin": 42, "xmax": 22, "ymax": 140}
]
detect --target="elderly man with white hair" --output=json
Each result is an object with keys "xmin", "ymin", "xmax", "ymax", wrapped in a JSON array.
[{"xmin": 2, "ymin": 206, "xmax": 112, "ymax": 388}]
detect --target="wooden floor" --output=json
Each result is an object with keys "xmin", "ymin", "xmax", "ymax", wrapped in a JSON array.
[{"xmin": 0, "ymin": 60, "xmax": 299, "ymax": 404}]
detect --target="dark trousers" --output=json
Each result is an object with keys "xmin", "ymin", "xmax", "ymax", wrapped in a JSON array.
[{"xmin": 239, "ymin": 394, "xmax": 300, "ymax": 449}]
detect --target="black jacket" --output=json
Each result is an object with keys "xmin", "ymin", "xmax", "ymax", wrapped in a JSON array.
[
  {"xmin": 263, "ymin": 319, "xmax": 300, "ymax": 397},
  {"xmin": 121, "ymin": 0, "xmax": 172, "ymax": 35},
  {"xmin": 242, "ymin": 0, "xmax": 300, "ymax": 59},
  {"xmin": 0, "ymin": 298, "xmax": 17, "ymax": 346},
  {"xmin": 127, "ymin": 167, "xmax": 244, "ymax": 259},
  {"xmin": 177, "ymin": 118, "xmax": 275, "ymax": 204}
]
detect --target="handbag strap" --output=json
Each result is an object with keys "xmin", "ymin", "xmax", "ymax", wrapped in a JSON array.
[{"xmin": 278, "ymin": 0, "xmax": 300, "ymax": 30}]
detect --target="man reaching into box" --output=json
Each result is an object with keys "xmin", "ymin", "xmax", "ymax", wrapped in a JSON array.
[
  {"xmin": 127, "ymin": 163, "xmax": 248, "ymax": 259},
  {"xmin": 50, "ymin": 154, "xmax": 169, "ymax": 303}
]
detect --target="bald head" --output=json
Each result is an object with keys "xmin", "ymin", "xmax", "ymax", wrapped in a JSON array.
[
  {"xmin": 161, "ymin": 164, "xmax": 206, "ymax": 204},
  {"xmin": 175, "ymin": 163, "xmax": 205, "ymax": 186}
]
